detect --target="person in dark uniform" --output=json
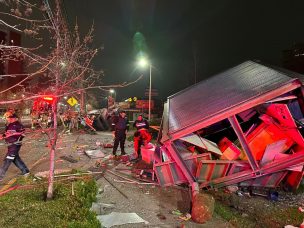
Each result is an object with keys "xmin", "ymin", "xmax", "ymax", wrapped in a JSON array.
[
  {"xmin": 133, "ymin": 115, "xmax": 151, "ymax": 158},
  {"xmin": 0, "ymin": 114, "xmax": 29, "ymax": 181},
  {"xmin": 133, "ymin": 114, "xmax": 149, "ymax": 131},
  {"xmin": 111, "ymin": 110, "xmax": 129, "ymax": 156}
]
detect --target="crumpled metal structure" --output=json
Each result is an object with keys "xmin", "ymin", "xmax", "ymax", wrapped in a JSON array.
[
  {"xmin": 155, "ymin": 60, "xmax": 304, "ymax": 193},
  {"xmin": 166, "ymin": 60, "xmax": 301, "ymax": 140}
]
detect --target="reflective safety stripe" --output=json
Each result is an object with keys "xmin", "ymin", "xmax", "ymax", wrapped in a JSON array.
[
  {"xmin": 6, "ymin": 155, "xmax": 15, "ymax": 160},
  {"xmin": 14, "ymin": 142, "xmax": 22, "ymax": 145},
  {"xmin": 136, "ymin": 123, "xmax": 146, "ymax": 127}
]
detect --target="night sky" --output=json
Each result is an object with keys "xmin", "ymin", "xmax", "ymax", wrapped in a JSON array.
[{"xmin": 63, "ymin": 0, "xmax": 304, "ymax": 101}]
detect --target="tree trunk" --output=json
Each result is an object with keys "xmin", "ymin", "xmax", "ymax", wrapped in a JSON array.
[
  {"xmin": 47, "ymin": 99, "xmax": 58, "ymax": 199},
  {"xmin": 80, "ymin": 90, "xmax": 85, "ymax": 113},
  {"xmin": 47, "ymin": 0, "xmax": 60, "ymax": 199}
]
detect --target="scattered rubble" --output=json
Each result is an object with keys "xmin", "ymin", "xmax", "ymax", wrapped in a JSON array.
[
  {"xmin": 97, "ymin": 212, "xmax": 149, "ymax": 228},
  {"xmin": 59, "ymin": 155, "xmax": 78, "ymax": 163},
  {"xmin": 90, "ymin": 202, "xmax": 115, "ymax": 215},
  {"xmin": 85, "ymin": 149, "xmax": 105, "ymax": 158},
  {"xmin": 34, "ymin": 169, "xmax": 72, "ymax": 178}
]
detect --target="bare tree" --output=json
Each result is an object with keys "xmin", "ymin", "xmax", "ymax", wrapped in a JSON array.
[{"xmin": 0, "ymin": 0, "xmax": 142, "ymax": 199}]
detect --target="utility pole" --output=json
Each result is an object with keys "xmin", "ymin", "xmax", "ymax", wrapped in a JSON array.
[{"xmin": 148, "ymin": 64, "xmax": 152, "ymax": 121}]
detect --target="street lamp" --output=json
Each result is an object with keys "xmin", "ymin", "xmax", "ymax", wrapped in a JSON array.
[
  {"xmin": 137, "ymin": 57, "xmax": 152, "ymax": 121},
  {"xmin": 109, "ymin": 89, "xmax": 115, "ymax": 99},
  {"xmin": 109, "ymin": 89, "xmax": 116, "ymax": 103}
]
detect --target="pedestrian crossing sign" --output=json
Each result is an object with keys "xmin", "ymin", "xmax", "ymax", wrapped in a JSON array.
[{"xmin": 67, "ymin": 97, "xmax": 78, "ymax": 106}]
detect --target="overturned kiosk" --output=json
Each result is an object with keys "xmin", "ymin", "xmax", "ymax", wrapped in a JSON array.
[{"xmin": 143, "ymin": 61, "xmax": 304, "ymax": 203}]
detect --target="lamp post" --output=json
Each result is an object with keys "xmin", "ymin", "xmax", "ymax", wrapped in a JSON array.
[
  {"xmin": 108, "ymin": 89, "xmax": 116, "ymax": 109},
  {"xmin": 148, "ymin": 64, "xmax": 152, "ymax": 121},
  {"xmin": 109, "ymin": 89, "xmax": 115, "ymax": 99},
  {"xmin": 109, "ymin": 89, "xmax": 115, "ymax": 94},
  {"xmin": 138, "ymin": 58, "xmax": 152, "ymax": 121}
]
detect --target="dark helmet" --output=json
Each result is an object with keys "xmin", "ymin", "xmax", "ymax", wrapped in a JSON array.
[{"xmin": 7, "ymin": 113, "xmax": 18, "ymax": 119}]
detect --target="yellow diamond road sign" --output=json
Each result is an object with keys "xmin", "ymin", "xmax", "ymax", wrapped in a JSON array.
[{"xmin": 67, "ymin": 97, "xmax": 78, "ymax": 107}]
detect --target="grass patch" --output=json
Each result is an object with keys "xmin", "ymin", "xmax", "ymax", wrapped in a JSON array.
[
  {"xmin": 214, "ymin": 201, "xmax": 256, "ymax": 228},
  {"xmin": 0, "ymin": 178, "xmax": 100, "ymax": 228},
  {"xmin": 257, "ymin": 206, "xmax": 302, "ymax": 227},
  {"xmin": 212, "ymin": 189, "xmax": 304, "ymax": 228},
  {"xmin": 127, "ymin": 134, "xmax": 134, "ymax": 142}
]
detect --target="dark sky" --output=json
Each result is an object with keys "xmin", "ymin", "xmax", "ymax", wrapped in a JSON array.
[{"xmin": 63, "ymin": 0, "xmax": 304, "ymax": 101}]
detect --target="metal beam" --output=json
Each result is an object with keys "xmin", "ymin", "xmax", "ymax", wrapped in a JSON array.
[
  {"xmin": 200, "ymin": 149, "xmax": 304, "ymax": 188},
  {"xmin": 295, "ymin": 87, "xmax": 304, "ymax": 117},
  {"xmin": 229, "ymin": 115, "xmax": 259, "ymax": 171},
  {"xmin": 164, "ymin": 141, "xmax": 196, "ymax": 185}
]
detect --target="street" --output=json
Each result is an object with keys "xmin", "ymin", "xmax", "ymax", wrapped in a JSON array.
[
  {"xmin": 0, "ymin": 129, "xmax": 231, "ymax": 227},
  {"xmin": 2, "ymin": 1, "xmax": 304, "ymax": 226}
]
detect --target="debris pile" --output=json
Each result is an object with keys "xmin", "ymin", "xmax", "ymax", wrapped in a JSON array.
[{"xmin": 153, "ymin": 61, "xmax": 304, "ymax": 193}]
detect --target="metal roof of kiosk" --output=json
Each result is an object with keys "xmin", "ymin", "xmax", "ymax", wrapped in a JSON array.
[{"xmin": 162, "ymin": 60, "xmax": 303, "ymax": 142}]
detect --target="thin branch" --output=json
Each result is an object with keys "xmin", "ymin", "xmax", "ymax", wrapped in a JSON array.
[
  {"xmin": 0, "ymin": 56, "xmax": 55, "ymax": 94},
  {"xmin": 0, "ymin": 19, "xmax": 22, "ymax": 32},
  {"xmin": 0, "ymin": 75, "xmax": 143, "ymax": 105},
  {"xmin": 0, "ymin": 44, "xmax": 43, "ymax": 51},
  {"xmin": 0, "ymin": 73, "xmax": 27, "ymax": 79},
  {"xmin": 0, "ymin": 12, "xmax": 49, "ymax": 23},
  {"xmin": 58, "ymin": 49, "xmax": 98, "ymax": 89},
  {"xmin": 59, "ymin": 74, "xmax": 144, "ymax": 96}
]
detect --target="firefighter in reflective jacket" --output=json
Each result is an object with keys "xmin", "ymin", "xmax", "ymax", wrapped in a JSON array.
[
  {"xmin": 133, "ymin": 115, "xmax": 151, "ymax": 158},
  {"xmin": 111, "ymin": 110, "xmax": 129, "ymax": 156},
  {"xmin": 0, "ymin": 114, "xmax": 29, "ymax": 181}
]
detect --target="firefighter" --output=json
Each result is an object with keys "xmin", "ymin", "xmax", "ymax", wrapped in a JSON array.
[
  {"xmin": 133, "ymin": 114, "xmax": 151, "ymax": 158},
  {"xmin": 2, "ymin": 108, "xmax": 15, "ymax": 124},
  {"xmin": 111, "ymin": 110, "xmax": 129, "ymax": 156},
  {"xmin": 0, "ymin": 114, "xmax": 29, "ymax": 181}
]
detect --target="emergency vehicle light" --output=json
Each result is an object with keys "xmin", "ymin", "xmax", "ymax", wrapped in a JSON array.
[{"xmin": 43, "ymin": 96, "xmax": 54, "ymax": 101}]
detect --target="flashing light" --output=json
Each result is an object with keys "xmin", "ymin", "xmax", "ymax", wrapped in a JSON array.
[{"xmin": 43, "ymin": 96, "xmax": 54, "ymax": 101}]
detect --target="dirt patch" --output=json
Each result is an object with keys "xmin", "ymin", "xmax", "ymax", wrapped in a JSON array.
[{"xmin": 95, "ymin": 174, "xmax": 233, "ymax": 227}]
